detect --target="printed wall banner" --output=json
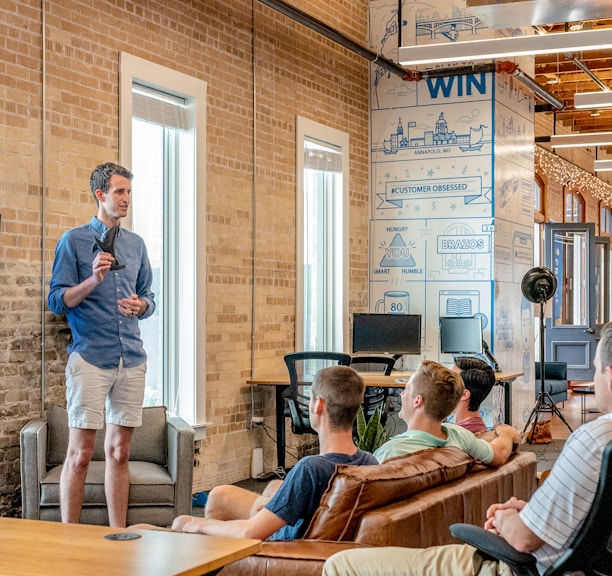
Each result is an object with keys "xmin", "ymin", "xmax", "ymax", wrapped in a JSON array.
[{"xmin": 368, "ymin": 0, "xmax": 536, "ymax": 426}]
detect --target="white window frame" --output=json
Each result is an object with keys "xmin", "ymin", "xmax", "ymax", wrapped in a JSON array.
[
  {"xmin": 119, "ymin": 52, "xmax": 207, "ymax": 430},
  {"xmin": 295, "ymin": 116, "xmax": 349, "ymax": 352}
]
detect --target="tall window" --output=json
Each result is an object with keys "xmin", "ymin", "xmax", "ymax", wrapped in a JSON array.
[
  {"xmin": 534, "ymin": 174, "xmax": 545, "ymax": 222},
  {"xmin": 600, "ymin": 203, "xmax": 612, "ymax": 234},
  {"xmin": 296, "ymin": 117, "xmax": 349, "ymax": 353},
  {"xmin": 564, "ymin": 190, "xmax": 585, "ymax": 222},
  {"xmin": 119, "ymin": 53, "xmax": 207, "ymax": 427},
  {"xmin": 533, "ymin": 174, "xmax": 546, "ymax": 266}
]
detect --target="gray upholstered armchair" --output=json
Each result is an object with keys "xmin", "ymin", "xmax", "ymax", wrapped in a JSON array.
[
  {"xmin": 534, "ymin": 361, "xmax": 568, "ymax": 406},
  {"xmin": 20, "ymin": 404, "xmax": 195, "ymax": 526}
]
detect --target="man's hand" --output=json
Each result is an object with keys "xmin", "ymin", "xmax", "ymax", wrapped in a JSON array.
[
  {"xmin": 484, "ymin": 496, "xmax": 526, "ymax": 531},
  {"xmin": 62, "ymin": 251, "xmax": 115, "ymax": 309},
  {"xmin": 118, "ymin": 293, "xmax": 142, "ymax": 317},
  {"xmin": 495, "ymin": 424, "xmax": 522, "ymax": 452},
  {"xmin": 488, "ymin": 424, "xmax": 522, "ymax": 465},
  {"xmin": 483, "ymin": 497, "xmax": 543, "ymax": 553},
  {"xmin": 92, "ymin": 250, "xmax": 114, "ymax": 285}
]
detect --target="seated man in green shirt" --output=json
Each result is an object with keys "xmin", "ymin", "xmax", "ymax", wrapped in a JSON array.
[{"xmin": 373, "ymin": 360, "xmax": 520, "ymax": 465}]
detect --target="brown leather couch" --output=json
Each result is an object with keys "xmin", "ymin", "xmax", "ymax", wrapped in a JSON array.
[{"xmin": 220, "ymin": 447, "xmax": 537, "ymax": 576}]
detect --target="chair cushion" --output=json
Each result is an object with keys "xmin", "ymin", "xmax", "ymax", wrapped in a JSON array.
[
  {"xmin": 40, "ymin": 461, "xmax": 175, "ymax": 506},
  {"xmin": 304, "ymin": 447, "xmax": 474, "ymax": 541},
  {"xmin": 46, "ymin": 404, "xmax": 167, "ymax": 466},
  {"xmin": 130, "ymin": 406, "xmax": 168, "ymax": 465},
  {"xmin": 540, "ymin": 381, "xmax": 568, "ymax": 395}
]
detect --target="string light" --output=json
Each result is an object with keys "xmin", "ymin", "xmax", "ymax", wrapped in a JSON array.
[{"xmin": 535, "ymin": 145, "xmax": 612, "ymax": 207}]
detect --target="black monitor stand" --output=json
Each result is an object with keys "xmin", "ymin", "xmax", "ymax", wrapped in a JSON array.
[{"xmin": 482, "ymin": 340, "xmax": 501, "ymax": 372}]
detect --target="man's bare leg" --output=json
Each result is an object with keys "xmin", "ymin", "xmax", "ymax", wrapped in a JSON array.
[
  {"xmin": 104, "ymin": 423, "xmax": 134, "ymax": 527},
  {"xmin": 60, "ymin": 427, "xmax": 97, "ymax": 523},
  {"xmin": 205, "ymin": 479, "xmax": 283, "ymax": 520}
]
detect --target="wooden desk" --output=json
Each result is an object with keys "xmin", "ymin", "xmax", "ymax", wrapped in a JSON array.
[
  {"xmin": 248, "ymin": 371, "xmax": 522, "ymax": 469},
  {"xmin": 0, "ymin": 517, "xmax": 260, "ymax": 576}
]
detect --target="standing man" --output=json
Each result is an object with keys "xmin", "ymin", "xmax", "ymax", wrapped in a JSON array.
[{"xmin": 48, "ymin": 162, "xmax": 155, "ymax": 527}]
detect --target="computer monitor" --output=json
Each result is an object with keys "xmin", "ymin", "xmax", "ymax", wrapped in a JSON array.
[
  {"xmin": 352, "ymin": 313, "xmax": 421, "ymax": 355},
  {"xmin": 439, "ymin": 316, "xmax": 483, "ymax": 355}
]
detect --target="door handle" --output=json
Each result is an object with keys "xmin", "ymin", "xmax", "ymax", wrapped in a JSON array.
[{"xmin": 584, "ymin": 328, "xmax": 595, "ymax": 334}]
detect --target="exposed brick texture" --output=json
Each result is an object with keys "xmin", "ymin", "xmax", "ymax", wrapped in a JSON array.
[
  {"xmin": 0, "ymin": 0, "xmax": 607, "ymax": 518},
  {"xmin": 0, "ymin": 0, "xmax": 370, "ymax": 514}
]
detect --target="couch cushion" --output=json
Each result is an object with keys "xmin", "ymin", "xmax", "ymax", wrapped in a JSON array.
[
  {"xmin": 46, "ymin": 404, "xmax": 168, "ymax": 466},
  {"xmin": 304, "ymin": 447, "xmax": 474, "ymax": 541}
]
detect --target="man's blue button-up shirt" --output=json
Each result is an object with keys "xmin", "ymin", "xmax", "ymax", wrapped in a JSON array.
[{"xmin": 48, "ymin": 217, "xmax": 156, "ymax": 370}]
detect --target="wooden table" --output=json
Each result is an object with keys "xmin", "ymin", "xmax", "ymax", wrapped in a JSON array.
[
  {"xmin": 0, "ymin": 517, "xmax": 261, "ymax": 576},
  {"xmin": 248, "ymin": 370, "xmax": 522, "ymax": 469}
]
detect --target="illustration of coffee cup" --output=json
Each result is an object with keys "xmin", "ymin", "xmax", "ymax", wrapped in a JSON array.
[{"xmin": 375, "ymin": 291, "xmax": 410, "ymax": 314}]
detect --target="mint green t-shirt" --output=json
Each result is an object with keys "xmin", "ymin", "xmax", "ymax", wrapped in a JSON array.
[{"xmin": 373, "ymin": 423, "xmax": 494, "ymax": 464}]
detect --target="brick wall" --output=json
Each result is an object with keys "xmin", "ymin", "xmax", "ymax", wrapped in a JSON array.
[
  {"xmin": 2, "ymin": 0, "xmax": 610, "ymax": 518},
  {"xmin": 0, "ymin": 0, "xmax": 370, "ymax": 514}
]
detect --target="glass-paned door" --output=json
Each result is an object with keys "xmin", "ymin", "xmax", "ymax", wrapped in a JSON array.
[{"xmin": 545, "ymin": 223, "xmax": 596, "ymax": 380}]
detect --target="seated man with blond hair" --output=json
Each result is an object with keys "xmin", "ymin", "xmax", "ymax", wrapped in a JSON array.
[{"xmin": 373, "ymin": 360, "xmax": 519, "ymax": 466}]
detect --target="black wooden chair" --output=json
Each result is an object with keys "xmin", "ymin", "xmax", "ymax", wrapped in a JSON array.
[
  {"xmin": 283, "ymin": 351, "xmax": 352, "ymax": 435},
  {"xmin": 450, "ymin": 440, "xmax": 612, "ymax": 576},
  {"xmin": 350, "ymin": 355, "xmax": 396, "ymax": 425}
]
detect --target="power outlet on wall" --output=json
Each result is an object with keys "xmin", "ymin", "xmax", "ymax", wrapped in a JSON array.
[{"xmin": 250, "ymin": 416, "xmax": 264, "ymax": 426}]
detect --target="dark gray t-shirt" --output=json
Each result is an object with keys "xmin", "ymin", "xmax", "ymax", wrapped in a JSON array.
[{"xmin": 265, "ymin": 449, "xmax": 377, "ymax": 540}]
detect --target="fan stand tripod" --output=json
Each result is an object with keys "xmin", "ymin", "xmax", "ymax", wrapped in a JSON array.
[{"xmin": 522, "ymin": 298, "xmax": 573, "ymax": 442}]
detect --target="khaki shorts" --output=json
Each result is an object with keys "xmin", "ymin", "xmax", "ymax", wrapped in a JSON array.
[
  {"xmin": 65, "ymin": 352, "xmax": 146, "ymax": 429},
  {"xmin": 322, "ymin": 545, "xmax": 513, "ymax": 576}
]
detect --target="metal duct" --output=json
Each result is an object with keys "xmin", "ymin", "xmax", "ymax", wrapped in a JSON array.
[
  {"xmin": 257, "ymin": 0, "xmax": 414, "ymax": 80},
  {"xmin": 512, "ymin": 67, "xmax": 564, "ymax": 109},
  {"xmin": 257, "ymin": 0, "xmax": 564, "ymax": 109},
  {"xmin": 565, "ymin": 52, "xmax": 610, "ymax": 93}
]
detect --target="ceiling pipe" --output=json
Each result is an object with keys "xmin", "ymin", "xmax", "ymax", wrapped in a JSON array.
[
  {"xmin": 419, "ymin": 63, "xmax": 497, "ymax": 78},
  {"xmin": 513, "ymin": 69, "xmax": 564, "ymax": 109},
  {"xmin": 257, "ymin": 0, "xmax": 416, "ymax": 80},
  {"xmin": 565, "ymin": 52, "xmax": 610, "ymax": 93},
  {"xmin": 496, "ymin": 61, "xmax": 564, "ymax": 109},
  {"xmin": 257, "ymin": 0, "xmax": 563, "ymax": 109}
]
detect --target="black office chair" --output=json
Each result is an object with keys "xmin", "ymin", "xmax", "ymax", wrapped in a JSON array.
[
  {"xmin": 283, "ymin": 352, "xmax": 352, "ymax": 435},
  {"xmin": 350, "ymin": 355, "xmax": 396, "ymax": 425},
  {"xmin": 450, "ymin": 440, "xmax": 612, "ymax": 576}
]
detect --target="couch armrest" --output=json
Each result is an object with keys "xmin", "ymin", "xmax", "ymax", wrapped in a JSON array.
[
  {"xmin": 218, "ymin": 540, "xmax": 373, "ymax": 576},
  {"xmin": 20, "ymin": 418, "xmax": 47, "ymax": 519},
  {"xmin": 166, "ymin": 416, "xmax": 195, "ymax": 517}
]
